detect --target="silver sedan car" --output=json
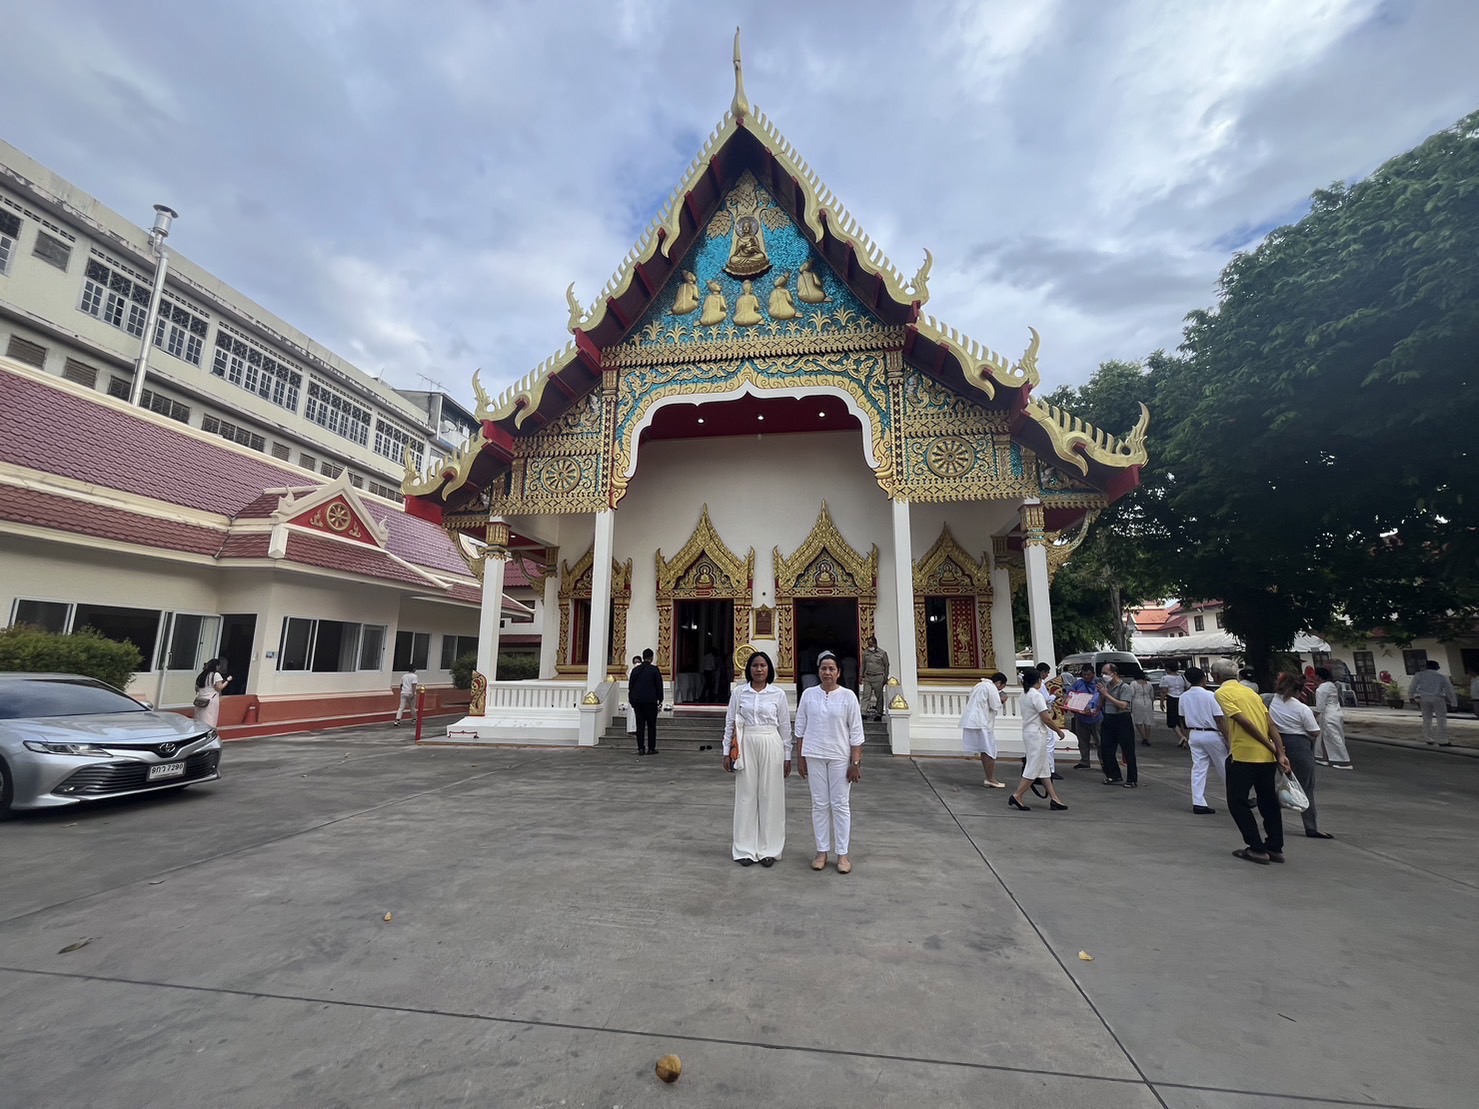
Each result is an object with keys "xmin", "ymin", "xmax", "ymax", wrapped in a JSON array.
[{"xmin": 0, "ymin": 672, "xmax": 221, "ymax": 818}]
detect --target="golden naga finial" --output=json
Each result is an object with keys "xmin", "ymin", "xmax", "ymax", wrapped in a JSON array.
[
  {"xmin": 565, "ymin": 283, "xmax": 587, "ymax": 332},
  {"xmin": 909, "ymin": 249, "xmax": 933, "ymax": 303},
  {"xmin": 731, "ymin": 27, "xmax": 750, "ymax": 119}
]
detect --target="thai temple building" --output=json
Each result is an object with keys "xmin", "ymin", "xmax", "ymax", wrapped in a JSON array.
[{"xmin": 403, "ymin": 36, "xmax": 1148, "ymax": 754}]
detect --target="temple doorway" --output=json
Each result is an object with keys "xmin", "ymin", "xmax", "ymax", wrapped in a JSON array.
[
  {"xmin": 674, "ymin": 599, "xmax": 733, "ymax": 704},
  {"xmin": 793, "ymin": 598, "xmax": 860, "ymax": 695}
]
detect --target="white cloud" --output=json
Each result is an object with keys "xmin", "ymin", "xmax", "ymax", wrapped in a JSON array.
[{"xmin": 3, "ymin": 0, "xmax": 1476, "ymax": 424}]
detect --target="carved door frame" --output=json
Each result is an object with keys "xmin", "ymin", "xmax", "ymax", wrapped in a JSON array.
[
  {"xmin": 654, "ymin": 506, "xmax": 754, "ymax": 680},
  {"xmin": 913, "ymin": 523, "xmax": 993, "ymax": 677},
  {"xmin": 556, "ymin": 544, "xmax": 633, "ymax": 676},
  {"xmin": 772, "ymin": 502, "xmax": 879, "ymax": 680}
]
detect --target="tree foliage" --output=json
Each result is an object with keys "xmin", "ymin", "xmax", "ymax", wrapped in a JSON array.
[
  {"xmin": 1050, "ymin": 110, "xmax": 1479, "ymax": 676},
  {"xmin": 0, "ymin": 625, "xmax": 143, "ymax": 691}
]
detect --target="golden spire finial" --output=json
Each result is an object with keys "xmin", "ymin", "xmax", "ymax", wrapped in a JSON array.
[{"xmin": 731, "ymin": 27, "xmax": 749, "ymax": 119}]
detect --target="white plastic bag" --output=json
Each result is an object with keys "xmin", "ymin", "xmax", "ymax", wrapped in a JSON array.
[{"xmin": 1276, "ymin": 769, "xmax": 1309, "ymax": 812}]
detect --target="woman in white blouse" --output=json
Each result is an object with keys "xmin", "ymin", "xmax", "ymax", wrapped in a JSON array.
[
  {"xmin": 1271, "ymin": 671, "xmax": 1333, "ymax": 839},
  {"xmin": 1010, "ymin": 668, "xmax": 1069, "ymax": 812},
  {"xmin": 960, "ymin": 672, "xmax": 1008, "ymax": 787},
  {"xmin": 794, "ymin": 651, "xmax": 865, "ymax": 874},
  {"xmin": 722, "ymin": 651, "xmax": 792, "ymax": 867},
  {"xmin": 1312, "ymin": 667, "xmax": 1353, "ymax": 770},
  {"xmin": 193, "ymin": 658, "xmax": 229, "ymax": 730}
]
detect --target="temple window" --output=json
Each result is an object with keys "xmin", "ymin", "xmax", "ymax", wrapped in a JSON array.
[
  {"xmin": 277, "ymin": 617, "xmax": 387, "ymax": 672},
  {"xmin": 439, "ymin": 634, "xmax": 478, "ymax": 669},
  {"xmin": 79, "ymin": 257, "xmax": 150, "ymax": 337},
  {"xmin": 202, "ymin": 415, "xmax": 266, "ymax": 452},
  {"xmin": 394, "ymin": 630, "xmax": 430, "ymax": 671},
  {"xmin": 211, "ymin": 323, "xmax": 303, "ymax": 411},
  {"xmin": 152, "ymin": 296, "xmax": 208, "ymax": 366},
  {"xmin": 373, "ymin": 418, "xmax": 425, "ymax": 469},
  {"xmin": 305, "ymin": 378, "xmax": 371, "ymax": 447}
]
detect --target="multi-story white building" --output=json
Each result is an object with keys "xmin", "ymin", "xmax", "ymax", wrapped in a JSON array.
[{"xmin": 0, "ymin": 138, "xmax": 446, "ymax": 503}]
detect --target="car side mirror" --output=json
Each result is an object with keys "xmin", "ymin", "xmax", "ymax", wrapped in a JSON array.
[{"xmin": 134, "ymin": 698, "xmax": 155, "ymax": 711}]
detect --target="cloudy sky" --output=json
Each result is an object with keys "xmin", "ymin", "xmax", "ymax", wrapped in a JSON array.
[{"xmin": 5, "ymin": 0, "xmax": 1476, "ymax": 415}]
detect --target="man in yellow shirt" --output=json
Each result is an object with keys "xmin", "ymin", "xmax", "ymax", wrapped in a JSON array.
[{"xmin": 1212, "ymin": 659, "xmax": 1290, "ymax": 864}]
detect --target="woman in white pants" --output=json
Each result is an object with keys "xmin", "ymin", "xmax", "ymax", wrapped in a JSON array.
[
  {"xmin": 1312, "ymin": 667, "xmax": 1353, "ymax": 769},
  {"xmin": 795, "ymin": 651, "xmax": 865, "ymax": 874},
  {"xmin": 1177, "ymin": 666, "xmax": 1228, "ymax": 815},
  {"xmin": 1009, "ymin": 669, "xmax": 1068, "ymax": 812},
  {"xmin": 722, "ymin": 651, "xmax": 792, "ymax": 867},
  {"xmin": 960, "ymin": 671, "xmax": 1008, "ymax": 787}
]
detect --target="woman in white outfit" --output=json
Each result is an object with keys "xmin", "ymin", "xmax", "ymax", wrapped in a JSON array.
[
  {"xmin": 193, "ymin": 658, "xmax": 229, "ymax": 730},
  {"xmin": 1009, "ymin": 669, "xmax": 1068, "ymax": 812},
  {"xmin": 722, "ymin": 651, "xmax": 792, "ymax": 867},
  {"xmin": 1312, "ymin": 667, "xmax": 1353, "ymax": 769},
  {"xmin": 960, "ymin": 671, "xmax": 1008, "ymax": 787},
  {"xmin": 1270, "ymin": 671, "xmax": 1333, "ymax": 839},
  {"xmin": 794, "ymin": 651, "xmax": 865, "ymax": 874}
]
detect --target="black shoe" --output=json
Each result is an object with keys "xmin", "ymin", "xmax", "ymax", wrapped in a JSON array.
[
  {"xmin": 1139, "ymin": 740, "xmax": 1151, "ymax": 746},
  {"xmin": 638, "ymin": 749, "xmax": 647, "ymax": 756},
  {"xmin": 1073, "ymin": 762, "xmax": 1091, "ymax": 769},
  {"xmin": 1192, "ymin": 805, "xmax": 1216, "ymax": 814},
  {"xmin": 1050, "ymin": 772, "xmax": 1064, "ymax": 781},
  {"xmin": 1103, "ymin": 777, "xmax": 1122, "ymax": 785},
  {"xmin": 650, "ymin": 748, "xmax": 660, "ymax": 754},
  {"xmin": 1123, "ymin": 781, "xmax": 1138, "ymax": 789},
  {"xmin": 760, "ymin": 857, "xmax": 775, "ymax": 867},
  {"xmin": 1050, "ymin": 800, "xmax": 1068, "ymax": 811},
  {"xmin": 1306, "ymin": 830, "xmax": 1334, "ymax": 839},
  {"xmin": 1008, "ymin": 795, "xmax": 1031, "ymax": 811},
  {"xmin": 1030, "ymin": 780, "xmax": 1048, "ymax": 798},
  {"xmin": 737, "ymin": 858, "xmax": 754, "ymax": 866}
]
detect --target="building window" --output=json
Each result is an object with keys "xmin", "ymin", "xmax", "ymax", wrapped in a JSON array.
[
  {"xmin": 367, "ymin": 480, "xmax": 404, "ymax": 504},
  {"xmin": 107, "ymin": 376, "xmax": 132, "ymax": 399},
  {"xmin": 5, "ymin": 334, "xmax": 47, "ymax": 368},
  {"xmin": 1402, "ymin": 649, "xmax": 1428, "ymax": 675},
  {"xmin": 348, "ymin": 472, "xmax": 364, "ymax": 488},
  {"xmin": 394, "ymin": 630, "xmax": 431, "ymax": 671},
  {"xmin": 299, "ymin": 452, "xmax": 318, "ymax": 471},
  {"xmin": 72, "ymin": 603, "xmax": 164, "ymax": 669},
  {"xmin": 0, "ymin": 210, "xmax": 18, "ymax": 274},
  {"xmin": 1193, "ymin": 615, "xmax": 1205, "ymax": 632},
  {"xmin": 153, "ymin": 298, "xmax": 208, "ymax": 366},
  {"xmin": 277, "ymin": 618, "xmax": 386, "ymax": 672},
  {"xmin": 79, "ymin": 258, "xmax": 150, "ymax": 337},
  {"xmin": 141, "ymin": 389, "xmax": 190, "ymax": 423},
  {"xmin": 10, "ymin": 598, "xmax": 70, "ymax": 634},
  {"xmin": 439, "ymin": 634, "xmax": 478, "ymax": 669},
  {"xmin": 201, "ymin": 414, "xmax": 266, "ymax": 452},
  {"xmin": 211, "ymin": 325, "xmax": 302, "ymax": 411},
  {"xmin": 1212, "ymin": 611, "xmax": 1221, "ymax": 628},
  {"xmin": 271, "ymin": 442, "xmax": 292, "ymax": 461},
  {"xmin": 373, "ymin": 418, "xmax": 424, "ymax": 469},
  {"xmin": 32, "ymin": 230, "xmax": 72, "ymax": 271},
  {"xmin": 305, "ymin": 379, "xmax": 371, "ymax": 446},
  {"xmin": 62, "ymin": 358, "xmax": 99, "ymax": 388},
  {"xmin": 1353, "ymin": 651, "xmax": 1375, "ymax": 677},
  {"xmin": 319, "ymin": 460, "xmax": 343, "ymax": 479}
]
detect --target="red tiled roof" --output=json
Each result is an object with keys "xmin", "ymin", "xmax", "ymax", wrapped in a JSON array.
[
  {"xmin": 0, "ymin": 485, "xmax": 224, "ymax": 555},
  {"xmin": 0, "ymin": 367, "xmax": 482, "ymax": 590},
  {"xmin": 284, "ymin": 533, "xmax": 437, "ymax": 588}
]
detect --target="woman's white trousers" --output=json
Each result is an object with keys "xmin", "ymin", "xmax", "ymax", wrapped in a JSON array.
[
  {"xmin": 806, "ymin": 756, "xmax": 852, "ymax": 856},
  {"xmin": 733, "ymin": 726, "xmax": 786, "ymax": 861}
]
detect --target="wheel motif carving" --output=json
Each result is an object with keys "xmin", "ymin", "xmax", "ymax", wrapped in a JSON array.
[
  {"xmin": 543, "ymin": 457, "xmax": 582, "ymax": 495},
  {"xmin": 926, "ymin": 436, "xmax": 974, "ymax": 478},
  {"xmin": 325, "ymin": 503, "xmax": 352, "ymax": 532}
]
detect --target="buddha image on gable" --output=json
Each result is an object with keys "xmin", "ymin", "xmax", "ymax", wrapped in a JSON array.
[{"xmin": 726, "ymin": 214, "xmax": 770, "ymax": 278}]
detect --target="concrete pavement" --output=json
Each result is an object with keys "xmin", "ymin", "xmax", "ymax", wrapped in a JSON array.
[{"xmin": 1, "ymin": 724, "xmax": 1475, "ymax": 1107}]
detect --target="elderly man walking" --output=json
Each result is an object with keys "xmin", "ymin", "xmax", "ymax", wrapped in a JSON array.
[
  {"xmin": 1214, "ymin": 659, "xmax": 1290, "ymax": 865},
  {"xmin": 1409, "ymin": 661, "xmax": 1458, "ymax": 746}
]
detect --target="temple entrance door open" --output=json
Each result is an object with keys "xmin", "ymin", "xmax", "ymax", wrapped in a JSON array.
[
  {"xmin": 793, "ymin": 598, "xmax": 860, "ymax": 695},
  {"xmin": 675, "ymin": 599, "xmax": 734, "ymax": 705}
]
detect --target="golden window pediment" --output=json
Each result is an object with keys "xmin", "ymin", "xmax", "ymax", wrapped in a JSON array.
[{"xmin": 655, "ymin": 505, "xmax": 754, "ymax": 601}]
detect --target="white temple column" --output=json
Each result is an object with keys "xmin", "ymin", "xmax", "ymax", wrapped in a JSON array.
[
  {"xmin": 889, "ymin": 498, "xmax": 917, "ymax": 755},
  {"xmin": 989, "ymin": 536, "xmax": 1016, "ymax": 676},
  {"xmin": 585, "ymin": 509, "xmax": 615, "ymax": 691},
  {"xmin": 474, "ymin": 520, "xmax": 510, "ymax": 712},
  {"xmin": 1021, "ymin": 499, "xmax": 1055, "ymax": 669},
  {"xmin": 538, "ymin": 550, "xmax": 560, "ymax": 679}
]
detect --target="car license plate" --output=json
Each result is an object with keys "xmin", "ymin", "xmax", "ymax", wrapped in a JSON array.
[{"xmin": 148, "ymin": 762, "xmax": 186, "ymax": 781}]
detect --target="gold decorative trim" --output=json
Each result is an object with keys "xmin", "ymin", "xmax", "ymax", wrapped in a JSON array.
[
  {"xmin": 582, "ymin": 690, "xmax": 602, "ymax": 705},
  {"xmin": 402, "ymin": 427, "xmax": 488, "ymax": 498},
  {"xmin": 474, "ymin": 343, "xmax": 580, "ymax": 426},
  {"xmin": 655, "ymin": 506, "xmax": 755, "ymax": 677},
  {"xmin": 911, "ymin": 524, "xmax": 990, "ymax": 595},
  {"xmin": 773, "ymin": 502, "xmax": 879, "ymax": 678},
  {"xmin": 912, "ymin": 321, "xmax": 1042, "ymax": 399},
  {"xmin": 604, "ymin": 321, "xmax": 905, "ymax": 368},
  {"xmin": 470, "ymin": 672, "xmax": 487, "ymax": 715},
  {"xmin": 1045, "ymin": 510, "xmax": 1099, "ymax": 583},
  {"xmin": 557, "ymin": 545, "xmax": 633, "ymax": 670},
  {"xmin": 1025, "ymin": 398, "xmax": 1150, "ymax": 475},
  {"xmin": 1020, "ymin": 502, "xmax": 1047, "ymax": 547}
]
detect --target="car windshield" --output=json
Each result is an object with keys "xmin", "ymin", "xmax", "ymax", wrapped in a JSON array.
[{"xmin": 0, "ymin": 677, "xmax": 147, "ymax": 720}]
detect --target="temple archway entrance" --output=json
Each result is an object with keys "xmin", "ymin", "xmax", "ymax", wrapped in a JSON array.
[
  {"xmin": 793, "ymin": 598, "xmax": 859, "ymax": 694},
  {"xmin": 773, "ymin": 502, "xmax": 879, "ymax": 685},
  {"xmin": 675, "ymin": 599, "xmax": 734, "ymax": 704}
]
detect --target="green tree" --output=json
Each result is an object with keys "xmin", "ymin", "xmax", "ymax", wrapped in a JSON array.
[{"xmin": 1150, "ymin": 109, "xmax": 1479, "ymax": 675}]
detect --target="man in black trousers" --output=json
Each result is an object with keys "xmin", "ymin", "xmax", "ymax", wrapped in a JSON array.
[{"xmin": 628, "ymin": 647, "xmax": 664, "ymax": 756}]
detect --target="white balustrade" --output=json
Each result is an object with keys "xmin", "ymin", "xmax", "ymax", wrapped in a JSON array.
[{"xmin": 483, "ymin": 680, "xmax": 585, "ymax": 711}]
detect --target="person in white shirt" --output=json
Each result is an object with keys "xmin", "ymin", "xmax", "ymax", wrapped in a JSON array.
[
  {"xmin": 795, "ymin": 651, "xmax": 865, "ymax": 874},
  {"xmin": 1160, "ymin": 662, "xmax": 1190, "ymax": 745},
  {"xmin": 722, "ymin": 651, "xmax": 792, "ymax": 867},
  {"xmin": 1270, "ymin": 671, "xmax": 1333, "ymax": 839},
  {"xmin": 960, "ymin": 672, "xmax": 1008, "ymax": 788},
  {"xmin": 394, "ymin": 668, "xmax": 418, "ymax": 725},
  {"xmin": 1312, "ymin": 667, "xmax": 1353, "ymax": 769},
  {"xmin": 1408, "ymin": 661, "xmax": 1458, "ymax": 745},
  {"xmin": 193, "ymin": 658, "xmax": 229, "ymax": 730},
  {"xmin": 1009, "ymin": 669, "xmax": 1068, "ymax": 812},
  {"xmin": 1177, "ymin": 666, "xmax": 1227, "ymax": 815}
]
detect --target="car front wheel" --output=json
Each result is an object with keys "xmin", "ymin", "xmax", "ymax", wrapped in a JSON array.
[{"xmin": 0, "ymin": 756, "xmax": 13, "ymax": 821}]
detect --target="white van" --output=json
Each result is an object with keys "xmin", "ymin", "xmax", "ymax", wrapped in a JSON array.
[{"xmin": 1058, "ymin": 650, "xmax": 1143, "ymax": 676}]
